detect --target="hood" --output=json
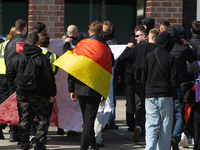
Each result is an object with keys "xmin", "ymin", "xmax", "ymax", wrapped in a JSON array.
[
  {"xmin": 165, "ymin": 27, "xmax": 181, "ymax": 44},
  {"xmin": 141, "ymin": 17, "xmax": 155, "ymax": 31},
  {"xmin": 176, "ymin": 26, "xmax": 186, "ymax": 39},
  {"xmin": 157, "ymin": 31, "xmax": 174, "ymax": 52},
  {"xmin": 102, "ymin": 31, "xmax": 114, "ymax": 42},
  {"xmin": 23, "ymin": 43, "xmax": 42, "ymax": 56}
]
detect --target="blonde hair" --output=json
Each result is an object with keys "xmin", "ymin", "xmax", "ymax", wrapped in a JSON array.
[
  {"xmin": 149, "ymin": 29, "xmax": 159, "ymax": 42},
  {"xmin": 6, "ymin": 26, "xmax": 17, "ymax": 40},
  {"xmin": 103, "ymin": 20, "xmax": 113, "ymax": 32},
  {"xmin": 89, "ymin": 21, "xmax": 102, "ymax": 35}
]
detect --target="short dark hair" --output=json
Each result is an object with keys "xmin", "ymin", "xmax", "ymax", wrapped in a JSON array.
[
  {"xmin": 134, "ymin": 24, "xmax": 145, "ymax": 33},
  {"xmin": 135, "ymin": 26, "xmax": 148, "ymax": 36},
  {"xmin": 38, "ymin": 32, "xmax": 50, "ymax": 47},
  {"xmin": 89, "ymin": 21, "xmax": 102, "ymax": 35},
  {"xmin": 26, "ymin": 32, "xmax": 39, "ymax": 46},
  {"xmin": 191, "ymin": 20, "xmax": 200, "ymax": 35},
  {"xmin": 15, "ymin": 19, "xmax": 27, "ymax": 32},
  {"xmin": 32, "ymin": 22, "xmax": 46, "ymax": 33},
  {"xmin": 160, "ymin": 20, "xmax": 170, "ymax": 27}
]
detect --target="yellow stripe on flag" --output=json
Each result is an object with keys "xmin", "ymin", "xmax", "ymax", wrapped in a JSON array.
[{"xmin": 53, "ymin": 51, "xmax": 111, "ymax": 98}]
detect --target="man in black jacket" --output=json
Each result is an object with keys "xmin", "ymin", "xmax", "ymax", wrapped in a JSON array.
[
  {"xmin": 68, "ymin": 21, "xmax": 114, "ymax": 150},
  {"xmin": 142, "ymin": 31, "xmax": 178, "ymax": 150},
  {"xmin": 4, "ymin": 19, "xmax": 27, "ymax": 142},
  {"xmin": 120, "ymin": 29, "xmax": 159, "ymax": 142},
  {"xmin": 63, "ymin": 25, "xmax": 82, "ymax": 53},
  {"xmin": 6, "ymin": 32, "xmax": 56, "ymax": 150},
  {"xmin": 166, "ymin": 27, "xmax": 197, "ymax": 150}
]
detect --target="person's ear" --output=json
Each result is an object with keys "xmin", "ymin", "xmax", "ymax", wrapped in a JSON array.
[
  {"xmin": 88, "ymin": 30, "xmax": 91, "ymax": 36},
  {"xmin": 191, "ymin": 29, "xmax": 194, "ymax": 35}
]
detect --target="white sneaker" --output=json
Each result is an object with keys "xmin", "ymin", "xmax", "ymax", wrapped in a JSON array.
[{"xmin": 180, "ymin": 133, "xmax": 189, "ymax": 148}]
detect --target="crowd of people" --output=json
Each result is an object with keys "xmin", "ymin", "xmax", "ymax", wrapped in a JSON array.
[{"xmin": 0, "ymin": 17, "xmax": 200, "ymax": 150}]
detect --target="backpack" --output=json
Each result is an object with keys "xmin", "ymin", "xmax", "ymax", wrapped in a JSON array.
[
  {"xmin": 15, "ymin": 52, "xmax": 41, "ymax": 90},
  {"xmin": 195, "ymin": 61, "xmax": 200, "ymax": 102}
]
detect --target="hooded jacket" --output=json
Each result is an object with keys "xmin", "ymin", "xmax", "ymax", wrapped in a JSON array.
[
  {"xmin": 141, "ymin": 17, "xmax": 155, "ymax": 33},
  {"xmin": 142, "ymin": 31, "xmax": 178, "ymax": 98},
  {"xmin": 4, "ymin": 34, "xmax": 26, "ymax": 66},
  {"xmin": 166, "ymin": 27, "xmax": 197, "ymax": 85},
  {"xmin": 6, "ymin": 43, "xmax": 56, "ymax": 97}
]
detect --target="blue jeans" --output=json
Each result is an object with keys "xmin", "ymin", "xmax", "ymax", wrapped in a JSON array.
[
  {"xmin": 172, "ymin": 88, "xmax": 184, "ymax": 143},
  {"xmin": 145, "ymin": 97, "xmax": 173, "ymax": 150}
]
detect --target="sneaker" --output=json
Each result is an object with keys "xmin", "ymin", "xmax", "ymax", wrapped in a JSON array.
[
  {"xmin": 180, "ymin": 133, "xmax": 189, "ymax": 148},
  {"xmin": 171, "ymin": 139, "xmax": 180, "ymax": 150},
  {"xmin": 34, "ymin": 143, "xmax": 46, "ymax": 150},
  {"xmin": 57, "ymin": 127, "xmax": 64, "ymax": 135},
  {"xmin": 109, "ymin": 123, "xmax": 118, "ymax": 129},
  {"xmin": 97, "ymin": 143, "xmax": 105, "ymax": 147},
  {"xmin": 133, "ymin": 126, "xmax": 141, "ymax": 142},
  {"xmin": 29, "ymin": 135, "xmax": 36, "ymax": 149}
]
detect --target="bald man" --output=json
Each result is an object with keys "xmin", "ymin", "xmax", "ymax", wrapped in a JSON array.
[{"xmin": 63, "ymin": 25, "xmax": 82, "ymax": 53}]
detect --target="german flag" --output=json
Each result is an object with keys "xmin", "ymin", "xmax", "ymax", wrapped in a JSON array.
[{"xmin": 53, "ymin": 38, "xmax": 112, "ymax": 98}]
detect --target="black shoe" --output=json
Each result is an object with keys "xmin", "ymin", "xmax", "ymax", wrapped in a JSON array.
[
  {"xmin": 132, "ymin": 126, "xmax": 141, "ymax": 142},
  {"xmin": 34, "ymin": 143, "xmax": 46, "ymax": 150},
  {"xmin": 109, "ymin": 123, "xmax": 118, "ymax": 129},
  {"xmin": 90, "ymin": 145, "xmax": 99, "ymax": 150},
  {"xmin": 57, "ymin": 127, "xmax": 64, "ymax": 135},
  {"xmin": 97, "ymin": 143, "xmax": 105, "ymax": 147},
  {"xmin": 9, "ymin": 131, "xmax": 19, "ymax": 142},
  {"xmin": 102, "ymin": 123, "xmax": 109, "ymax": 133},
  {"xmin": 171, "ymin": 139, "xmax": 180, "ymax": 150}
]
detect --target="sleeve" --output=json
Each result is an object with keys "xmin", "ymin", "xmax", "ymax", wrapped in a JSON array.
[
  {"xmin": 6, "ymin": 56, "xmax": 17, "ymax": 82},
  {"xmin": 170, "ymin": 57, "xmax": 179, "ymax": 87},
  {"xmin": 63, "ymin": 42, "xmax": 73, "ymax": 53},
  {"xmin": 42, "ymin": 57, "xmax": 57, "ymax": 97},
  {"xmin": 141, "ymin": 56, "xmax": 148, "ymax": 86},
  {"xmin": 184, "ymin": 46, "xmax": 197, "ymax": 64},
  {"xmin": 119, "ymin": 47, "xmax": 134, "ymax": 63},
  {"xmin": 67, "ymin": 74, "xmax": 75, "ymax": 92}
]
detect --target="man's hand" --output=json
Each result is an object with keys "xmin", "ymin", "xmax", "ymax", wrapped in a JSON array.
[
  {"xmin": 70, "ymin": 92, "xmax": 78, "ymax": 102},
  {"xmin": 65, "ymin": 38, "xmax": 72, "ymax": 43},
  {"xmin": 49, "ymin": 97, "xmax": 54, "ymax": 103},
  {"xmin": 117, "ymin": 76, "xmax": 121, "ymax": 83},
  {"xmin": 100, "ymin": 97, "xmax": 107, "ymax": 103},
  {"xmin": 127, "ymin": 42, "xmax": 134, "ymax": 48}
]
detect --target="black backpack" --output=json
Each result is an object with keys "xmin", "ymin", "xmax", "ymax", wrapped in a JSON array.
[{"xmin": 15, "ymin": 52, "xmax": 41, "ymax": 90}]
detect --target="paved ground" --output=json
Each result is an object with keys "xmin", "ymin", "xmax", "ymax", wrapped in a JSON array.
[{"xmin": 0, "ymin": 96, "xmax": 194, "ymax": 150}]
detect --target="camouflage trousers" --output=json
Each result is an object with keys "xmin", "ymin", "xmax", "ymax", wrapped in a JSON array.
[{"xmin": 17, "ymin": 94, "xmax": 50, "ymax": 149}]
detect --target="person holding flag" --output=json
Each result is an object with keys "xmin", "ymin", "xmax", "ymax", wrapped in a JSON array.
[{"xmin": 53, "ymin": 20, "xmax": 114, "ymax": 150}]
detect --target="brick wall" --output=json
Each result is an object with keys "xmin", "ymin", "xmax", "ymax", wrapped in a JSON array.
[
  {"xmin": 145, "ymin": 0, "xmax": 183, "ymax": 29},
  {"xmin": 28, "ymin": 0, "xmax": 65, "ymax": 39},
  {"xmin": 0, "ymin": 0, "xmax": 2, "ymax": 35}
]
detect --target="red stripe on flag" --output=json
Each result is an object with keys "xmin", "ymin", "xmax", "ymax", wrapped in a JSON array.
[{"xmin": 72, "ymin": 39, "xmax": 112, "ymax": 74}]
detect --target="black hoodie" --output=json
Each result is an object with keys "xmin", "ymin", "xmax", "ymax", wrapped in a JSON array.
[
  {"xmin": 166, "ymin": 27, "xmax": 197, "ymax": 85},
  {"xmin": 142, "ymin": 31, "xmax": 178, "ymax": 98},
  {"xmin": 6, "ymin": 43, "xmax": 56, "ymax": 97},
  {"xmin": 141, "ymin": 17, "xmax": 155, "ymax": 33}
]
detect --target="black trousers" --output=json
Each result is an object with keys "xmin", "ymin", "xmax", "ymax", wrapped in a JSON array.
[
  {"xmin": 78, "ymin": 95, "xmax": 101, "ymax": 150},
  {"xmin": 125, "ymin": 79, "xmax": 145, "ymax": 133},
  {"xmin": 193, "ymin": 102, "xmax": 200, "ymax": 150}
]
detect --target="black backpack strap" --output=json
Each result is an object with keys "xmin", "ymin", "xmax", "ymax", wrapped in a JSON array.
[{"xmin": 46, "ymin": 51, "xmax": 52, "ymax": 59}]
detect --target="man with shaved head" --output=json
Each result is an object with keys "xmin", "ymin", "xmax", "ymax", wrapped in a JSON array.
[{"xmin": 63, "ymin": 25, "xmax": 82, "ymax": 53}]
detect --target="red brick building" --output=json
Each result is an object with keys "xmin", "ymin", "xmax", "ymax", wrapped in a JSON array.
[{"xmin": 0, "ymin": 0, "xmax": 198, "ymax": 43}]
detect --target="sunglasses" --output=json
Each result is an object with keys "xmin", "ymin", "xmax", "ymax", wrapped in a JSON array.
[{"xmin": 135, "ymin": 34, "xmax": 143, "ymax": 38}]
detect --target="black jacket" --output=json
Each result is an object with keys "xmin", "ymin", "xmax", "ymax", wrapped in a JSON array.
[
  {"xmin": 120, "ymin": 43, "xmax": 157, "ymax": 81},
  {"xmin": 6, "ymin": 43, "xmax": 56, "ymax": 97},
  {"xmin": 166, "ymin": 27, "xmax": 197, "ymax": 85},
  {"xmin": 68, "ymin": 34, "xmax": 115, "ymax": 96},
  {"xmin": 142, "ymin": 31, "xmax": 178, "ymax": 98},
  {"xmin": 102, "ymin": 31, "xmax": 119, "ymax": 45},
  {"xmin": 4, "ymin": 34, "xmax": 26, "ymax": 66},
  {"xmin": 63, "ymin": 37, "xmax": 81, "ymax": 53}
]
